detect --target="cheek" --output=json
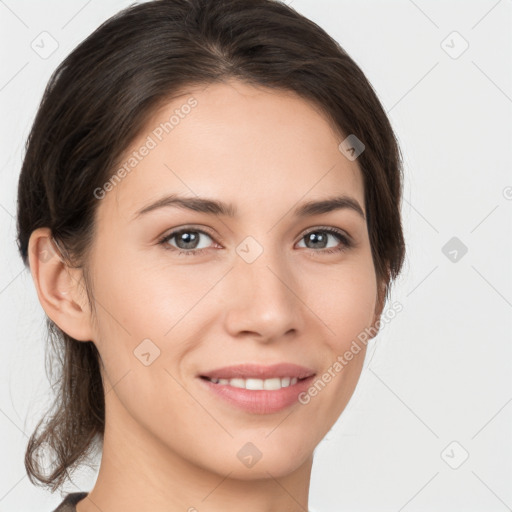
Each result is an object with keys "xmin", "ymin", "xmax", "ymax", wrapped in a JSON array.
[
  {"xmin": 301, "ymin": 258, "xmax": 378, "ymax": 348},
  {"xmin": 89, "ymin": 258, "xmax": 202, "ymax": 431},
  {"xmin": 91, "ymin": 243, "xmax": 207, "ymax": 335},
  {"xmin": 297, "ymin": 265, "xmax": 376, "ymax": 437},
  {"xmin": 89, "ymin": 249, "xmax": 222, "ymax": 389}
]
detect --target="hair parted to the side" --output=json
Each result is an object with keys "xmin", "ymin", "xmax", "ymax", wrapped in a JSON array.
[{"xmin": 16, "ymin": 0, "xmax": 406, "ymax": 492}]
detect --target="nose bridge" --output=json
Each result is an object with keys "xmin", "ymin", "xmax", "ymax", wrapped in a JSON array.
[{"xmin": 224, "ymin": 238, "xmax": 302, "ymax": 339}]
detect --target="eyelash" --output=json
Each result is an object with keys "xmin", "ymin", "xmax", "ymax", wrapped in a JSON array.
[{"xmin": 157, "ymin": 225, "xmax": 353, "ymax": 257}]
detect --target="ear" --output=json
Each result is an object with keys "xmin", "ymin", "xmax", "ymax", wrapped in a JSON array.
[
  {"xmin": 27, "ymin": 227, "xmax": 94, "ymax": 342},
  {"xmin": 369, "ymin": 275, "xmax": 387, "ymax": 339}
]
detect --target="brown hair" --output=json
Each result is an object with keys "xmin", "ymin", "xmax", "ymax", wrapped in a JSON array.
[{"xmin": 16, "ymin": 0, "xmax": 406, "ymax": 492}]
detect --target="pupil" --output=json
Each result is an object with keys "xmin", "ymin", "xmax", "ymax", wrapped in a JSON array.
[
  {"xmin": 307, "ymin": 232, "xmax": 326, "ymax": 249},
  {"xmin": 177, "ymin": 231, "xmax": 198, "ymax": 249}
]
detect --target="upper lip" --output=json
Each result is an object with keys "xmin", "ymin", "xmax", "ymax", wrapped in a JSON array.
[{"xmin": 199, "ymin": 363, "xmax": 316, "ymax": 380}]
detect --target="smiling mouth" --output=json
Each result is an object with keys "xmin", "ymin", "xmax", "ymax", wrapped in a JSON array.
[
  {"xmin": 198, "ymin": 369, "xmax": 317, "ymax": 414},
  {"xmin": 199, "ymin": 375, "xmax": 311, "ymax": 390}
]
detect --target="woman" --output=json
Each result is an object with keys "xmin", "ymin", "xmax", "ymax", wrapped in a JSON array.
[{"xmin": 16, "ymin": 0, "xmax": 406, "ymax": 510}]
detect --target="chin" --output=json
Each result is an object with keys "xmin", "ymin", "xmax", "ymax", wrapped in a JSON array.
[{"xmin": 210, "ymin": 436, "xmax": 316, "ymax": 480}]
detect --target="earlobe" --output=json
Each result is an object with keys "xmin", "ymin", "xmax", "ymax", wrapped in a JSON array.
[{"xmin": 27, "ymin": 227, "xmax": 94, "ymax": 342}]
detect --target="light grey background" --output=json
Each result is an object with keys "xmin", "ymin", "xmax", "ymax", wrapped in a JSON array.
[{"xmin": 1, "ymin": 1, "xmax": 511, "ymax": 511}]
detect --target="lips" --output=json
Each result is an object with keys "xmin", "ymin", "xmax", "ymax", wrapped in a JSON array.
[
  {"xmin": 198, "ymin": 372, "xmax": 317, "ymax": 414},
  {"xmin": 199, "ymin": 362, "xmax": 316, "ymax": 380}
]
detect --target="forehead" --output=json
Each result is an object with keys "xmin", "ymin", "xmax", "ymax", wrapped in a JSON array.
[{"xmin": 102, "ymin": 80, "xmax": 364, "ymax": 222}]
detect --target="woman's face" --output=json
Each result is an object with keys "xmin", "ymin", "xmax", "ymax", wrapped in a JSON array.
[{"xmin": 85, "ymin": 79, "xmax": 383, "ymax": 479}]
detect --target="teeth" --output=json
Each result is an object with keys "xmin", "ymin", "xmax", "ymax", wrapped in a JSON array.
[{"xmin": 207, "ymin": 376, "xmax": 300, "ymax": 389}]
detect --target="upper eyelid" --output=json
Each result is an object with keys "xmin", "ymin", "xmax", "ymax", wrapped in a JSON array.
[
  {"xmin": 161, "ymin": 225, "xmax": 219, "ymax": 239},
  {"xmin": 302, "ymin": 225, "xmax": 350, "ymax": 238}
]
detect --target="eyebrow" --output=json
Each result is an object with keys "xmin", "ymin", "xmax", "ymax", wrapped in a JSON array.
[{"xmin": 133, "ymin": 194, "xmax": 365, "ymax": 221}]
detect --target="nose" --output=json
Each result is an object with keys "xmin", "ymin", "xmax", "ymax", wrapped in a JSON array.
[{"xmin": 222, "ymin": 245, "xmax": 305, "ymax": 343}]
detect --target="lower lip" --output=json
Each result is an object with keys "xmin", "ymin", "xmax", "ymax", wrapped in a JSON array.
[{"xmin": 198, "ymin": 375, "xmax": 316, "ymax": 414}]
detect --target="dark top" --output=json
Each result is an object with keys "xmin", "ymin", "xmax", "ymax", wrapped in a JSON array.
[
  {"xmin": 52, "ymin": 492, "xmax": 88, "ymax": 512},
  {"xmin": 51, "ymin": 491, "xmax": 319, "ymax": 511}
]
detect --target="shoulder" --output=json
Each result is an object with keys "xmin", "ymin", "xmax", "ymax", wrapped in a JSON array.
[{"xmin": 52, "ymin": 492, "xmax": 88, "ymax": 512}]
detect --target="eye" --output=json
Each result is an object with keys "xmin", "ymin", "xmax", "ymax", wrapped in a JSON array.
[
  {"xmin": 158, "ymin": 227, "xmax": 218, "ymax": 256},
  {"xmin": 296, "ymin": 227, "xmax": 353, "ymax": 254},
  {"xmin": 158, "ymin": 225, "xmax": 353, "ymax": 257}
]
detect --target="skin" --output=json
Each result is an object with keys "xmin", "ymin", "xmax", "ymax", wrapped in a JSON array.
[{"xmin": 29, "ymin": 79, "xmax": 386, "ymax": 512}]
